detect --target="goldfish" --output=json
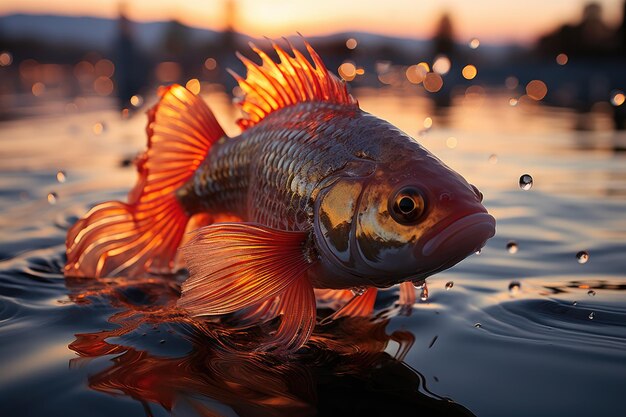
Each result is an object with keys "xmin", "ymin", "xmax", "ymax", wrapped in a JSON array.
[{"xmin": 65, "ymin": 39, "xmax": 495, "ymax": 352}]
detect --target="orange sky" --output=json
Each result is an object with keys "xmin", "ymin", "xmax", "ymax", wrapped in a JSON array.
[{"xmin": 0, "ymin": 0, "xmax": 623, "ymax": 44}]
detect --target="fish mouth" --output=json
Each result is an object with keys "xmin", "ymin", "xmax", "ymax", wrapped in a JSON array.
[{"xmin": 421, "ymin": 213, "xmax": 496, "ymax": 257}]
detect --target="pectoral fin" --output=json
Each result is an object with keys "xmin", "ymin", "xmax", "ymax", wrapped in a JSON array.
[{"xmin": 177, "ymin": 222, "xmax": 317, "ymax": 352}]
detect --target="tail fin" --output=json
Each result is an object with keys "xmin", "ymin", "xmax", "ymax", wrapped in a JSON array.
[{"xmin": 65, "ymin": 85, "xmax": 225, "ymax": 278}]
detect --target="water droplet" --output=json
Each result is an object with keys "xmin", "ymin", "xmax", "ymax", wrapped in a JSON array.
[
  {"xmin": 413, "ymin": 279, "xmax": 425, "ymax": 289},
  {"xmin": 576, "ymin": 251, "xmax": 589, "ymax": 264},
  {"xmin": 488, "ymin": 154, "xmax": 498, "ymax": 164},
  {"xmin": 445, "ymin": 281, "xmax": 454, "ymax": 290},
  {"xmin": 56, "ymin": 171, "xmax": 66, "ymax": 183},
  {"xmin": 474, "ymin": 323, "xmax": 482, "ymax": 328},
  {"xmin": 587, "ymin": 290, "xmax": 596, "ymax": 296},
  {"xmin": 351, "ymin": 287, "xmax": 366, "ymax": 296},
  {"xmin": 159, "ymin": 339, "xmax": 166, "ymax": 344},
  {"xmin": 47, "ymin": 192, "xmax": 58, "ymax": 204},
  {"xmin": 588, "ymin": 312, "xmax": 594, "ymax": 320},
  {"xmin": 420, "ymin": 283, "xmax": 429, "ymax": 301},
  {"xmin": 506, "ymin": 241, "xmax": 518, "ymax": 254},
  {"xmin": 508, "ymin": 281, "xmax": 521, "ymax": 293},
  {"xmin": 475, "ymin": 249, "xmax": 482, "ymax": 255},
  {"xmin": 519, "ymin": 174, "xmax": 533, "ymax": 190},
  {"xmin": 573, "ymin": 301, "xmax": 578, "ymax": 306}
]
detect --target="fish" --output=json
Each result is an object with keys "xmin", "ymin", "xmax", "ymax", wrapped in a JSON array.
[{"xmin": 65, "ymin": 39, "xmax": 496, "ymax": 352}]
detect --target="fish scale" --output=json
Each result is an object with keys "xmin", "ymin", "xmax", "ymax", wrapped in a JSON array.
[{"xmin": 179, "ymin": 102, "xmax": 362, "ymax": 231}]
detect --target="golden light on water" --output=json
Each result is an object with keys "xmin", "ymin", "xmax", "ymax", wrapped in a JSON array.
[
  {"xmin": 611, "ymin": 91, "xmax": 625, "ymax": 106},
  {"xmin": 204, "ymin": 58, "xmax": 217, "ymax": 70},
  {"xmin": 338, "ymin": 62, "xmax": 357, "ymax": 81},
  {"xmin": 31, "ymin": 82, "xmax": 45, "ymax": 97},
  {"xmin": 0, "ymin": 52, "xmax": 12, "ymax": 66},
  {"xmin": 185, "ymin": 78, "xmax": 201, "ymax": 95},
  {"xmin": 94, "ymin": 76, "xmax": 114, "ymax": 96},
  {"xmin": 432, "ymin": 55, "xmax": 451, "ymax": 75},
  {"xmin": 556, "ymin": 53, "xmax": 568, "ymax": 65},
  {"xmin": 469, "ymin": 38, "xmax": 480, "ymax": 49},
  {"xmin": 346, "ymin": 38, "xmax": 358, "ymax": 50},
  {"xmin": 462, "ymin": 64, "xmax": 477, "ymax": 80},
  {"xmin": 526, "ymin": 80, "xmax": 548, "ymax": 101},
  {"xmin": 423, "ymin": 72, "xmax": 443, "ymax": 92}
]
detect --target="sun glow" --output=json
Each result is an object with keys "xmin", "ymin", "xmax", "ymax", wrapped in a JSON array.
[{"xmin": 0, "ymin": 0, "xmax": 622, "ymax": 44}]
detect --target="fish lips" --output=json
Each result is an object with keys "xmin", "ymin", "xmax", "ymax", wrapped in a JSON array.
[{"xmin": 421, "ymin": 212, "xmax": 496, "ymax": 258}]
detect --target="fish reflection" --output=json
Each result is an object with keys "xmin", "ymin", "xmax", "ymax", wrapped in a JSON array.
[{"xmin": 66, "ymin": 277, "xmax": 475, "ymax": 417}]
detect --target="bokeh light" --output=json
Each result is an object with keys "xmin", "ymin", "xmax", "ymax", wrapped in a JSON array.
[
  {"xmin": 346, "ymin": 38, "xmax": 358, "ymax": 50},
  {"xmin": 185, "ymin": 78, "xmax": 201, "ymax": 95},
  {"xmin": 95, "ymin": 59, "xmax": 115, "ymax": 77},
  {"xmin": 469, "ymin": 38, "xmax": 480, "ymax": 49},
  {"xmin": 94, "ymin": 76, "xmax": 114, "ymax": 96},
  {"xmin": 0, "ymin": 52, "xmax": 13, "ymax": 66},
  {"xmin": 405, "ymin": 64, "xmax": 428, "ymax": 84},
  {"xmin": 611, "ymin": 90, "xmax": 625, "ymax": 106},
  {"xmin": 432, "ymin": 55, "xmax": 451, "ymax": 75},
  {"xmin": 462, "ymin": 65, "xmax": 477, "ymax": 80},
  {"xmin": 526, "ymin": 80, "xmax": 548, "ymax": 101},
  {"xmin": 204, "ymin": 58, "xmax": 217, "ymax": 70},
  {"xmin": 423, "ymin": 72, "xmax": 443, "ymax": 92},
  {"xmin": 156, "ymin": 62, "xmax": 182, "ymax": 82},
  {"xmin": 505, "ymin": 76, "xmax": 519, "ymax": 90},
  {"xmin": 338, "ymin": 62, "xmax": 356, "ymax": 81},
  {"xmin": 556, "ymin": 53, "xmax": 568, "ymax": 65},
  {"xmin": 31, "ymin": 82, "xmax": 45, "ymax": 96},
  {"xmin": 130, "ymin": 95, "xmax": 143, "ymax": 107}
]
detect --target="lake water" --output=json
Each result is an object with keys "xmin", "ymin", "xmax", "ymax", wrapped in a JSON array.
[{"xmin": 1, "ymin": 88, "xmax": 625, "ymax": 417}]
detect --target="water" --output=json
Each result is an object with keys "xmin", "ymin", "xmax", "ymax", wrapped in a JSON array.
[{"xmin": 1, "ymin": 89, "xmax": 626, "ymax": 417}]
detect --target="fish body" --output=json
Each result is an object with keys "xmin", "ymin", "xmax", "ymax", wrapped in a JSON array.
[
  {"xmin": 177, "ymin": 102, "xmax": 490, "ymax": 290},
  {"xmin": 65, "ymin": 40, "xmax": 495, "ymax": 352}
]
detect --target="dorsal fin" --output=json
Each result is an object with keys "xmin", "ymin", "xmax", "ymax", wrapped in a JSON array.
[{"xmin": 229, "ymin": 39, "xmax": 358, "ymax": 130}]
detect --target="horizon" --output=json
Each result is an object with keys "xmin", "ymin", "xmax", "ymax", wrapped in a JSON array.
[{"xmin": 0, "ymin": 0, "xmax": 623, "ymax": 46}]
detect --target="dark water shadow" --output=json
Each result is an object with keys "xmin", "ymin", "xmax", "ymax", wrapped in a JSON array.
[{"xmin": 65, "ymin": 276, "xmax": 476, "ymax": 417}]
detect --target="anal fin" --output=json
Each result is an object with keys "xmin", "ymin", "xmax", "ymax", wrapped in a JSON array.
[{"xmin": 322, "ymin": 287, "xmax": 378, "ymax": 323}]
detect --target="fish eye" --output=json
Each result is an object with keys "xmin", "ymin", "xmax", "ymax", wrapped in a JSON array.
[{"xmin": 390, "ymin": 187, "xmax": 427, "ymax": 224}]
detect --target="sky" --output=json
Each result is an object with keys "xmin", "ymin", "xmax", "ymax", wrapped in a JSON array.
[{"xmin": 0, "ymin": 0, "xmax": 623, "ymax": 44}]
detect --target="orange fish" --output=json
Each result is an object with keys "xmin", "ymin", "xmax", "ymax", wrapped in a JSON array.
[{"xmin": 65, "ymin": 40, "xmax": 495, "ymax": 352}]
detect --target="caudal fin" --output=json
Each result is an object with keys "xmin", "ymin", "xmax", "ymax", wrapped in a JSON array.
[{"xmin": 65, "ymin": 85, "xmax": 225, "ymax": 278}]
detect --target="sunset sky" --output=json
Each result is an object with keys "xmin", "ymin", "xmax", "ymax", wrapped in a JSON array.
[{"xmin": 0, "ymin": 0, "xmax": 623, "ymax": 44}]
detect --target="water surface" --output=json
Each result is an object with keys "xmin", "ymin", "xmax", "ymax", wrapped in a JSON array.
[{"xmin": 1, "ymin": 89, "xmax": 625, "ymax": 416}]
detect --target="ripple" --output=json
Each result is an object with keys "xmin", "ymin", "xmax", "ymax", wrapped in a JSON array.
[{"xmin": 480, "ymin": 297, "xmax": 626, "ymax": 351}]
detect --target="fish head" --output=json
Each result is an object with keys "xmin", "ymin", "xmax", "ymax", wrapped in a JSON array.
[{"xmin": 314, "ymin": 143, "xmax": 495, "ymax": 288}]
